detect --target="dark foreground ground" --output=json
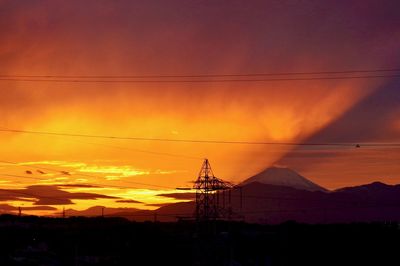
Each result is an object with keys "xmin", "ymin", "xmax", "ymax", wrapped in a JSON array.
[{"xmin": 0, "ymin": 215, "xmax": 399, "ymax": 265}]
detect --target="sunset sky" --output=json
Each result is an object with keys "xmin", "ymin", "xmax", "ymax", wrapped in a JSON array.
[{"xmin": 0, "ymin": 0, "xmax": 400, "ymax": 215}]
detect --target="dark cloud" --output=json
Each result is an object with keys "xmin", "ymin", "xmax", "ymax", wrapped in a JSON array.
[
  {"xmin": 1, "ymin": 0, "xmax": 399, "ymax": 73},
  {"xmin": 60, "ymin": 171, "xmax": 71, "ymax": 176},
  {"xmin": 0, "ymin": 204, "xmax": 56, "ymax": 212},
  {"xmin": 34, "ymin": 198, "xmax": 72, "ymax": 206},
  {"xmin": 115, "ymin": 199, "xmax": 142, "ymax": 204},
  {"xmin": 0, "ymin": 191, "xmax": 34, "ymax": 202},
  {"xmin": 0, "ymin": 185, "xmax": 118, "ymax": 206},
  {"xmin": 56, "ymin": 184, "xmax": 100, "ymax": 188},
  {"xmin": 0, "ymin": 204, "xmax": 20, "ymax": 212}
]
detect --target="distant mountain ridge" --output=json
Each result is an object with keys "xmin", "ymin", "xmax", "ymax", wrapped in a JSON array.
[
  {"xmin": 66, "ymin": 206, "xmax": 140, "ymax": 217},
  {"xmin": 335, "ymin": 181, "xmax": 396, "ymax": 193},
  {"xmin": 241, "ymin": 166, "xmax": 327, "ymax": 192},
  {"xmin": 148, "ymin": 181, "xmax": 400, "ymax": 224},
  {"xmin": 64, "ymin": 168, "xmax": 400, "ymax": 224}
]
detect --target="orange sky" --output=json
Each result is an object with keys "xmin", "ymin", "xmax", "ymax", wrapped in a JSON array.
[{"xmin": 0, "ymin": 0, "xmax": 400, "ymax": 215}]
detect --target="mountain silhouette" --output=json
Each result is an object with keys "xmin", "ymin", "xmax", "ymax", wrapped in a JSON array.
[
  {"xmin": 66, "ymin": 206, "xmax": 140, "ymax": 217},
  {"xmin": 66, "ymin": 176, "xmax": 400, "ymax": 224},
  {"xmin": 128, "ymin": 181, "xmax": 400, "ymax": 224},
  {"xmin": 334, "ymin": 182, "xmax": 400, "ymax": 203},
  {"xmin": 241, "ymin": 166, "xmax": 327, "ymax": 192}
]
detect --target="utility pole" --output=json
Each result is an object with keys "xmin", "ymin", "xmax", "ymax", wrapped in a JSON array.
[
  {"xmin": 62, "ymin": 206, "xmax": 66, "ymax": 219},
  {"xmin": 18, "ymin": 206, "xmax": 21, "ymax": 217},
  {"xmin": 101, "ymin": 207, "xmax": 105, "ymax": 218}
]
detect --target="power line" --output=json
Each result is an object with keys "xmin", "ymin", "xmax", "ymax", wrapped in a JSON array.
[
  {"xmin": 0, "ymin": 74, "xmax": 399, "ymax": 83},
  {"xmin": 233, "ymin": 204, "xmax": 400, "ymax": 214},
  {"xmin": 104, "ymin": 202, "xmax": 400, "ymax": 218},
  {"xmin": 66, "ymin": 139, "xmax": 202, "ymax": 160},
  {"xmin": 1, "ymin": 68, "xmax": 399, "ymax": 79},
  {"xmin": 1, "ymin": 128, "xmax": 400, "ymax": 147}
]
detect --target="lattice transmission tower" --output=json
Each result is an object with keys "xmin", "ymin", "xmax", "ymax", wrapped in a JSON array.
[{"xmin": 193, "ymin": 159, "xmax": 233, "ymax": 221}]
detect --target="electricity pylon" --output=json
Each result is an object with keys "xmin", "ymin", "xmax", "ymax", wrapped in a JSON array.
[{"xmin": 193, "ymin": 159, "xmax": 232, "ymax": 221}]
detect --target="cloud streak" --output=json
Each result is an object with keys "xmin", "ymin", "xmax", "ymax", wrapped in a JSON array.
[{"xmin": 0, "ymin": 185, "xmax": 118, "ymax": 206}]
